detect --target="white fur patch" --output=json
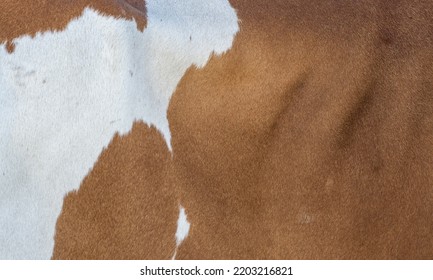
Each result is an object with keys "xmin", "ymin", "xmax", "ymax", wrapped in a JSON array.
[
  {"xmin": 0, "ymin": 0, "xmax": 238, "ymax": 259},
  {"xmin": 171, "ymin": 205, "xmax": 190, "ymax": 259},
  {"xmin": 176, "ymin": 206, "xmax": 191, "ymax": 246}
]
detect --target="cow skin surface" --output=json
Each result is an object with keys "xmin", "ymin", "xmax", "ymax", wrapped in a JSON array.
[{"xmin": 1, "ymin": 0, "xmax": 433, "ymax": 259}]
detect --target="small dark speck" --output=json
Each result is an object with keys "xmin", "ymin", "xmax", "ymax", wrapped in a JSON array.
[
  {"xmin": 6, "ymin": 41, "xmax": 15, "ymax": 53},
  {"xmin": 26, "ymin": 70, "xmax": 36, "ymax": 77},
  {"xmin": 129, "ymin": 70, "xmax": 134, "ymax": 77},
  {"xmin": 190, "ymin": 35, "xmax": 192, "ymax": 41},
  {"xmin": 42, "ymin": 79, "xmax": 46, "ymax": 84}
]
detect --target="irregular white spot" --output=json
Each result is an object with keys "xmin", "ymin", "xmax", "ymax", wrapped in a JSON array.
[
  {"xmin": 172, "ymin": 205, "xmax": 191, "ymax": 260},
  {"xmin": 175, "ymin": 206, "xmax": 191, "ymax": 246},
  {"xmin": 0, "ymin": 0, "xmax": 239, "ymax": 259}
]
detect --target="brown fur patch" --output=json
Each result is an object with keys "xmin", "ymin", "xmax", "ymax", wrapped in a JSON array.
[
  {"xmin": 170, "ymin": 0, "xmax": 433, "ymax": 259},
  {"xmin": 52, "ymin": 122, "xmax": 177, "ymax": 259}
]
